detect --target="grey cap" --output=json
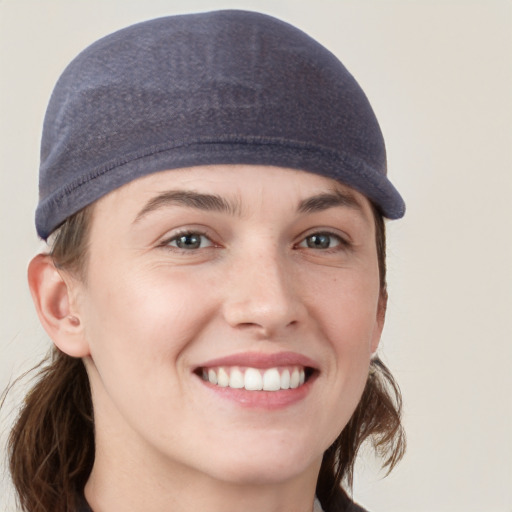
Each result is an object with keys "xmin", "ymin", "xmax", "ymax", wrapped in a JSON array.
[{"xmin": 36, "ymin": 9, "xmax": 405, "ymax": 240}]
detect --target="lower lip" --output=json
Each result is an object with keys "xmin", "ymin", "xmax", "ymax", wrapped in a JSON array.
[{"xmin": 197, "ymin": 373, "xmax": 317, "ymax": 410}]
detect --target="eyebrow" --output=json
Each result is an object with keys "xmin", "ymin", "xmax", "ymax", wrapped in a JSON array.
[
  {"xmin": 133, "ymin": 187, "xmax": 365, "ymax": 223},
  {"xmin": 133, "ymin": 190, "xmax": 241, "ymax": 223},
  {"xmin": 297, "ymin": 189, "xmax": 365, "ymax": 214}
]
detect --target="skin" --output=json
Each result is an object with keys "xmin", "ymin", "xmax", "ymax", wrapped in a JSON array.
[{"xmin": 29, "ymin": 165, "xmax": 385, "ymax": 512}]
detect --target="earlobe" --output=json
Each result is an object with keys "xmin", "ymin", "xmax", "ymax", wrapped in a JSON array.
[{"xmin": 28, "ymin": 253, "xmax": 90, "ymax": 358}]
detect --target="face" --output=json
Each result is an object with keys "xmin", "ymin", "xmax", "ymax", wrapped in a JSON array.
[{"xmin": 73, "ymin": 165, "xmax": 384, "ymax": 487}]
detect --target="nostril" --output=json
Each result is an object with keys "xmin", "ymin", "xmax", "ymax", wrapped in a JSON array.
[{"xmin": 223, "ymin": 301, "xmax": 304, "ymax": 336}]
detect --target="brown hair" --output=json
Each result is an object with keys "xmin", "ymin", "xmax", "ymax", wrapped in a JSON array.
[
  {"xmin": 5, "ymin": 205, "xmax": 405, "ymax": 512},
  {"xmin": 5, "ymin": 208, "xmax": 94, "ymax": 512}
]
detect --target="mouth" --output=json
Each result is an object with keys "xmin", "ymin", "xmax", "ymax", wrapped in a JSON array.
[{"xmin": 196, "ymin": 365, "xmax": 315, "ymax": 391}]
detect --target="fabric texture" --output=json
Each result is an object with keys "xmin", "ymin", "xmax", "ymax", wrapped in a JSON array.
[
  {"xmin": 36, "ymin": 9, "xmax": 405, "ymax": 239},
  {"xmin": 78, "ymin": 495, "xmax": 368, "ymax": 511}
]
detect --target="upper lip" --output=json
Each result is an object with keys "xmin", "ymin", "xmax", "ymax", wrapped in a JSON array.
[{"xmin": 196, "ymin": 351, "xmax": 318, "ymax": 370}]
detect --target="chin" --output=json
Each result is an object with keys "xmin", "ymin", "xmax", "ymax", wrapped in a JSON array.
[
  {"xmin": 195, "ymin": 436, "xmax": 324, "ymax": 486},
  {"xmin": 211, "ymin": 459, "xmax": 315, "ymax": 487}
]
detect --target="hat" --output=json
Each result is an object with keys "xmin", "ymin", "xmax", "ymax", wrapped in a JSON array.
[{"xmin": 36, "ymin": 9, "xmax": 405, "ymax": 239}]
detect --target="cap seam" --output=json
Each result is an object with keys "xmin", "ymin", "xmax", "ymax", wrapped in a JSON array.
[{"xmin": 43, "ymin": 135, "xmax": 387, "ymax": 205}]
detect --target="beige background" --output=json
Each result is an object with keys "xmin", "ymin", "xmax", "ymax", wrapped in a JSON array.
[{"xmin": 1, "ymin": 1, "xmax": 511, "ymax": 511}]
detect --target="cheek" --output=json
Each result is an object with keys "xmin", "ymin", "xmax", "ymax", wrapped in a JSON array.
[
  {"xmin": 310, "ymin": 267, "xmax": 381, "ymax": 344},
  {"xmin": 81, "ymin": 263, "xmax": 216, "ymax": 389},
  {"xmin": 309, "ymin": 268, "xmax": 380, "ymax": 390},
  {"xmin": 80, "ymin": 266, "xmax": 220, "ymax": 443}
]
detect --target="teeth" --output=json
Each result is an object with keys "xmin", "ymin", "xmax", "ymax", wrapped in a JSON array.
[
  {"xmin": 217, "ymin": 367, "xmax": 229, "ymax": 387},
  {"xmin": 290, "ymin": 368, "xmax": 300, "ymax": 389},
  {"xmin": 281, "ymin": 369, "xmax": 290, "ymax": 390},
  {"xmin": 229, "ymin": 367, "xmax": 244, "ymax": 388},
  {"xmin": 201, "ymin": 366, "xmax": 309, "ymax": 391},
  {"xmin": 208, "ymin": 368, "xmax": 218, "ymax": 385},
  {"xmin": 262, "ymin": 368, "xmax": 281, "ymax": 391},
  {"xmin": 244, "ymin": 368, "xmax": 263, "ymax": 390}
]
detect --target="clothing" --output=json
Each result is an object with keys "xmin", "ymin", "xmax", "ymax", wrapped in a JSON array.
[{"xmin": 78, "ymin": 495, "xmax": 368, "ymax": 511}]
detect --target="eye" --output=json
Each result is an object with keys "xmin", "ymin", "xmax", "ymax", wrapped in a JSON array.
[
  {"xmin": 165, "ymin": 231, "xmax": 213, "ymax": 250},
  {"xmin": 298, "ymin": 232, "xmax": 343, "ymax": 250}
]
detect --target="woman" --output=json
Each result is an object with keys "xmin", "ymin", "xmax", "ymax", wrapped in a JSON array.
[{"xmin": 6, "ymin": 10, "xmax": 405, "ymax": 512}]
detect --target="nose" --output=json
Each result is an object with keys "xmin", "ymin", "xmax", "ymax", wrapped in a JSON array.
[{"xmin": 222, "ymin": 248, "xmax": 306, "ymax": 337}]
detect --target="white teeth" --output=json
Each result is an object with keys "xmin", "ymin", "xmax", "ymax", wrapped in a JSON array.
[
  {"xmin": 202, "ymin": 366, "xmax": 309, "ymax": 391},
  {"xmin": 281, "ymin": 369, "xmax": 290, "ymax": 390},
  {"xmin": 244, "ymin": 368, "xmax": 263, "ymax": 390},
  {"xmin": 229, "ymin": 368, "xmax": 245, "ymax": 388},
  {"xmin": 217, "ymin": 367, "xmax": 229, "ymax": 387},
  {"xmin": 290, "ymin": 368, "xmax": 300, "ymax": 389},
  {"xmin": 208, "ymin": 368, "xmax": 218, "ymax": 385},
  {"xmin": 262, "ymin": 368, "xmax": 281, "ymax": 391}
]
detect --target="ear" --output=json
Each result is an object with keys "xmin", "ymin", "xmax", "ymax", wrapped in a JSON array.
[
  {"xmin": 28, "ymin": 253, "xmax": 90, "ymax": 357},
  {"xmin": 370, "ymin": 291, "xmax": 387, "ymax": 354}
]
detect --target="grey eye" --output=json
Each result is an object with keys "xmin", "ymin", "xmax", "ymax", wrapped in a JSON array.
[
  {"xmin": 169, "ymin": 233, "xmax": 212, "ymax": 250},
  {"xmin": 300, "ymin": 233, "xmax": 341, "ymax": 249}
]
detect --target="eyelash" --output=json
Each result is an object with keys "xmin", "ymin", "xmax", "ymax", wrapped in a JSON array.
[
  {"xmin": 159, "ymin": 229, "xmax": 350, "ymax": 253},
  {"xmin": 160, "ymin": 230, "xmax": 215, "ymax": 251},
  {"xmin": 296, "ymin": 232, "xmax": 349, "ymax": 252}
]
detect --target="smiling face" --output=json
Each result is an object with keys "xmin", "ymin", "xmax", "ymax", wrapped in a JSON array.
[{"xmin": 70, "ymin": 164, "xmax": 384, "ymax": 493}]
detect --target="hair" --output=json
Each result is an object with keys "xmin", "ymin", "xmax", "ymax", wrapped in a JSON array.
[{"xmin": 5, "ymin": 204, "xmax": 405, "ymax": 512}]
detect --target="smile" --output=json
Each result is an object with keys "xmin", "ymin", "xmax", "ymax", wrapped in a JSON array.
[{"xmin": 200, "ymin": 366, "xmax": 311, "ymax": 391}]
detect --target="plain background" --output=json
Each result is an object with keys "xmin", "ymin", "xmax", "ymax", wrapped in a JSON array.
[{"xmin": 1, "ymin": 1, "xmax": 511, "ymax": 511}]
